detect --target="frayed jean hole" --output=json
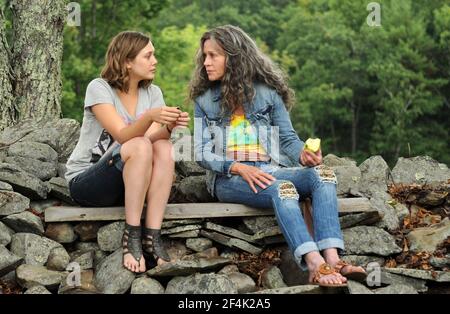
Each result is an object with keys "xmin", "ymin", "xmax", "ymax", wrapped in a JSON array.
[{"xmin": 277, "ymin": 181, "xmax": 299, "ymax": 200}]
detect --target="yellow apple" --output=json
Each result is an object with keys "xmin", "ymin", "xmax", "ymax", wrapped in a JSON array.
[{"xmin": 304, "ymin": 138, "xmax": 321, "ymax": 153}]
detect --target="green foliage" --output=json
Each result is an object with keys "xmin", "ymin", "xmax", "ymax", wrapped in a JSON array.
[{"xmin": 57, "ymin": 0, "xmax": 449, "ymax": 166}]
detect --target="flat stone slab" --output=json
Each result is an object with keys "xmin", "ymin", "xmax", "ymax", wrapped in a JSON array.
[
  {"xmin": 0, "ymin": 191, "xmax": 30, "ymax": 216},
  {"xmin": 147, "ymin": 257, "xmax": 231, "ymax": 277},
  {"xmin": 161, "ymin": 224, "xmax": 202, "ymax": 235},
  {"xmin": 16, "ymin": 264, "xmax": 65, "ymax": 289},
  {"xmin": 204, "ymin": 221, "xmax": 255, "ymax": 243},
  {"xmin": 250, "ymin": 284, "xmax": 326, "ymax": 294},
  {"xmin": 383, "ymin": 267, "xmax": 450, "ymax": 282},
  {"xmin": 200, "ymin": 230, "xmax": 262, "ymax": 255},
  {"xmin": 0, "ymin": 245, "xmax": 23, "ymax": 277}
]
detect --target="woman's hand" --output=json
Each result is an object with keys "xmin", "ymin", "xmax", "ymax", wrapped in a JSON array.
[
  {"xmin": 300, "ymin": 148, "xmax": 323, "ymax": 167},
  {"xmin": 148, "ymin": 106, "xmax": 181, "ymax": 125},
  {"xmin": 168, "ymin": 111, "xmax": 190, "ymax": 130},
  {"xmin": 231, "ymin": 163, "xmax": 276, "ymax": 193}
]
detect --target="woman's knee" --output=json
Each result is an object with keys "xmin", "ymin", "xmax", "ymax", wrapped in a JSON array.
[
  {"xmin": 272, "ymin": 180, "xmax": 299, "ymax": 201},
  {"xmin": 310, "ymin": 165, "xmax": 337, "ymax": 185},
  {"xmin": 152, "ymin": 139, "xmax": 173, "ymax": 160},
  {"xmin": 121, "ymin": 137, "xmax": 153, "ymax": 161}
]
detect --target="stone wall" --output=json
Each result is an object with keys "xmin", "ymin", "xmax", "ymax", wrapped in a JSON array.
[{"xmin": 0, "ymin": 119, "xmax": 449, "ymax": 294}]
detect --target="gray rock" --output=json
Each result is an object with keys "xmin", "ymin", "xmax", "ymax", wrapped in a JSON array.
[
  {"xmin": 176, "ymin": 160, "xmax": 206, "ymax": 177},
  {"xmin": 0, "ymin": 118, "xmax": 80, "ymax": 163},
  {"xmin": 162, "ymin": 224, "xmax": 202, "ymax": 235},
  {"xmin": 347, "ymin": 280, "xmax": 374, "ymax": 294},
  {"xmin": 0, "ymin": 245, "xmax": 23, "ymax": 277},
  {"xmin": 323, "ymin": 154, "xmax": 357, "ymax": 167},
  {"xmin": 177, "ymin": 176, "xmax": 214, "ymax": 202},
  {"xmin": 182, "ymin": 247, "xmax": 219, "ymax": 261},
  {"xmin": 0, "ymin": 221, "xmax": 14, "ymax": 246},
  {"xmin": 429, "ymin": 256, "xmax": 450, "ymax": 269},
  {"xmin": 374, "ymin": 284, "xmax": 418, "ymax": 294},
  {"xmin": 379, "ymin": 271, "xmax": 428, "ymax": 293},
  {"xmin": 370, "ymin": 191, "xmax": 400, "ymax": 231},
  {"xmin": 334, "ymin": 165, "xmax": 362, "ymax": 197},
  {"xmin": 10, "ymin": 233, "xmax": 62, "ymax": 265},
  {"xmin": 59, "ymin": 269, "xmax": 98, "ymax": 294},
  {"xmin": 186, "ymin": 238, "xmax": 213, "ymax": 253},
  {"xmin": 227, "ymin": 272, "xmax": 256, "ymax": 293},
  {"xmin": 343, "ymin": 226, "xmax": 402, "ymax": 256},
  {"xmin": 45, "ymin": 223, "xmax": 77, "ymax": 244},
  {"xmin": 97, "ymin": 221, "xmax": 124, "ymax": 252},
  {"xmin": 242, "ymin": 216, "xmax": 278, "ymax": 235},
  {"xmin": 47, "ymin": 177, "xmax": 75, "ymax": 204},
  {"xmin": 46, "ymin": 247, "xmax": 70, "ymax": 271},
  {"xmin": 94, "ymin": 248, "xmax": 135, "ymax": 294},
  {"xmin": 205, "ymin": 221, "xmax": 255, "ymax": 243},
  {"xmin": 200, "ymin": 230, "xmax": 262, "ymax": 255},
  {"xmin": 130, "ymin": 277, "xmax": 165, "ymax": 294},
  {"xmin": 339, "ymin": 211, "xmax": 381, "ymax": 229},
  {"xmin": 24, "ymin": 285, "xmax": 52, "ymax": 294},
  {"xmin": 74, "ymin": 222, "xmax": 102, "ymax": 242},
  {"xmin": 165, "ymin": 239, "xmax": 189, "ymax": 261},
  {"xmin": 53, "ymin": 119, "xmax": 81, "ymax": 163},
  {"xmin": 0, "ymin": 163, "xmax": 49, "ymax": 200},
  {"xmin": 2, "ymin": 211, "xmax": 44, "ymax": 235},
  {"xmin": 75, "ymin": 242, "xmax": 100, "ymax": 252},
  {"xmin": 0, "ymin": 181, "xmax": 13, "ymax": 191},
  {"xmin": 383, "ymin": 267, "xmax": 450, "ymax": 282},
  {"xmin": 4, "ymin": 156, "xmax": 57, "ymax": 181},
  {"xmin": 218, "ymin": 264, "xmax": 240, "ymax": 275},
  {"xmin": 165, "ymin": 273, "xmax": 238, "ymax": 294},
  {"xmin": 162, "ymin": 219, "xmax": 204, "ymax": 229},
  {"xmin": 341, "ymin": 255, "xmax": 385, "ymax": 268},
  {"xmin": 391, "ymin": 156, "xmax": 450, "ymax": 184},
  {"xmin": 70, "ymin": 250, "xmax": 94, "ymax": 270},
  {"xmin": 407, "ymin": 218, "xmax": 450, "ymax": 253},
  {"xmin": 7, "ymin": 141, "xmax": 58, "ymax": 163},
  {"xmin": 57, "ymin": 163, "xmax": 67, "ymax": 178},
  {"xmin": 147, "ymin": 257, "xmax": 231, "ymax": 277},
  {"xmin": 16, "ymin": 264, "xmax": 65, "ymax": 289},
  {"xmin": 0, "ymin": 191, "xmax": 30, "ymax": 216},
  {"xmin": 250, "ymin": 284, "xmax": 324, "ymax": 294},
  {"xmin": 278, "ymin": 247, "xmax": 309, "ymax": 286},
  {"xmin": 29, "ymin": 199, "xmax": 61, "ymax": 215},
  {"xmin": 168, "ymin": 230, "xmax": 200, "ymax": 238},
  {"xmin": 261, "ymin": 266, "xmax": 287, "ymax": 289},
  {"xmin": 358, "ymin": 156, "xmax": 390, "ymax": 197}
]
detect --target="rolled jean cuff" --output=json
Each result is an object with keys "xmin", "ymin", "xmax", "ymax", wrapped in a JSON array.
[
  {"xmin": 316, "ymin": 237, "xmax": 345, "ymax": 252},
  {"xmin": 293, "ymin": 241, "xmax": 319, "ymax": 271}
]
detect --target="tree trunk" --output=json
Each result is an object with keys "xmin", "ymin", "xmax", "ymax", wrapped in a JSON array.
[
  {"xmin": 0, "ymin": 8, "xmax": 16, "ymax": 131},
  {"xmin": 10, "ymin": 0, "xmax": 65, "ymax": 121}
]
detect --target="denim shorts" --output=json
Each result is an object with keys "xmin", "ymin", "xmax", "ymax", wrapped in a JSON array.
[{"xmin": 69, "ymin": 145, "xmax": 125, "ymax": 207}]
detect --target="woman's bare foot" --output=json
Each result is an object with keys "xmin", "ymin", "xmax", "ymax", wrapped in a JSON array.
[
  {"xmin": 123, "ymin": 253, "xmax": 146, "ymax": 273},
  {"xmin": 305, "ymin": 251, "xmax": 347, "ymax": 286}
]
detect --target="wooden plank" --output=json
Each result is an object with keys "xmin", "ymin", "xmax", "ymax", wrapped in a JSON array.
[{"xmin": 44, "ymin": 197, "xmax": 374, "ymax": 222}]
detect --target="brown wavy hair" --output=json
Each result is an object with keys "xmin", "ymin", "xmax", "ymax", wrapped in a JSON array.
[
  {"xmin": 101, "ymin": 31, "xmax": 152, "ymax": 93},
  {"xmin": 189, "ymin": 25, "xmax": 295, "ymax": 112}
]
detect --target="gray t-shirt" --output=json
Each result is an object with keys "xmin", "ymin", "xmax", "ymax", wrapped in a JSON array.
[{"xmin": 65, "ymin": 78, "xmax": 165, "ymax": 182}]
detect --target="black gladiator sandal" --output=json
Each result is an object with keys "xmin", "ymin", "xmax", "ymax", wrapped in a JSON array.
[
  {"xmin": 122, "ymin": 223, "xmax": 144, "ymax": 273},
  {"xmin": 142, "ymin": 227, "xmax": 171, "ymax": 269}
]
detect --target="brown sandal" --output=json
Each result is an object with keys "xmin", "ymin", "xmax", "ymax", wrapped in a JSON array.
[
  {"xmin": 310, "ymin": 263, "xmax": 348, "ymax": 288},
  {"xmin": 334, "ymin": 260, "xmax": 367, "ymax": 283}
]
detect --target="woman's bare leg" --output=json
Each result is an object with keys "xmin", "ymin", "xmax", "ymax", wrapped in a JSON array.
[
  {"xmin": 120, "ymin": 137, "xmax": 153, "ymax": 272},
  {"xmin": 144, "ymin": 139, "xmax": 174, "ymax": 265}
]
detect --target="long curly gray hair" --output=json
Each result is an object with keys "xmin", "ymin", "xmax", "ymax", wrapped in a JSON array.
[{"xmin": 189, "ymin": 25, "xmax": 295, "ymax": 112}]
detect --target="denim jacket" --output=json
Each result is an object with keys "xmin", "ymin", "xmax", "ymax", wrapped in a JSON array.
[{"xmin": 194, "ymin": 82, "xmax": 304, "ymax": 197}]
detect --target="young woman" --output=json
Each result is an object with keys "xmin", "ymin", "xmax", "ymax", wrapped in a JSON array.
[
  {"xmin": 190, "ymin": 25, "xmax": 367, "ymax": 287},
  {"xmin": 65, "ymin": 31, "xmax": 190, "ymax": 273}
]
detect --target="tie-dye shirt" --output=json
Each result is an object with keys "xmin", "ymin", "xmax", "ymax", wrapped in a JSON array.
[{"xmin": 226, "ymin": 114, "xmax": 269, "ymax": 161}]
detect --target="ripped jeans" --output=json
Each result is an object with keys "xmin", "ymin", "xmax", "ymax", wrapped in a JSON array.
[{"xmin": 214, "ymin": 161, "xmax": 344, "ymax": 270}]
